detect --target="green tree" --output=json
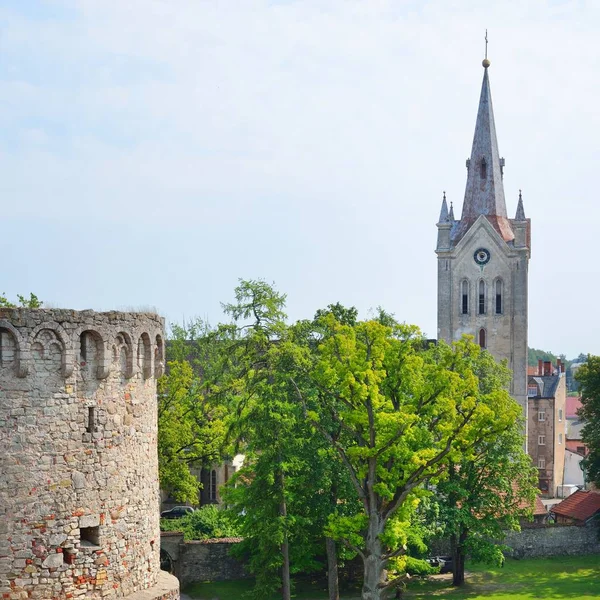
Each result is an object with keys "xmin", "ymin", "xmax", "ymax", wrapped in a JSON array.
[
  {"xmin": 220, "ymin": 285, "xmax": 360, "ymax": 600},
  {"xmin": 157, "ymin": 320, "xmax": 229, "ymax": 503},
  {"xmin": 434, "ymin": 351, "xmax": 536, "ymax": 585},
  {"xmin": 292, "ymin": 316, "xmax": 523, "ymax": 600},
  {"xmin": 576, "ymin": 355, "xmax": 600, "ymax": 487}
]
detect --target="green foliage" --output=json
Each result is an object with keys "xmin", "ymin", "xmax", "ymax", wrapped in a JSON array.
[
  {"xmin": 527, "ymin": 347, "xmax": 559, "ymax": 367},
  {"xmin": 0, "ymin": 292, "xmax": 43, "ymax": 308},
  {"xmin": 576, "ymin": 355, "xmax": 600, "ymax": 487},
  {"xmin": 434, "ymin": 347, "xmax": 538, "ymax": 583},
  {"xmin": 158, "ymin": 319, "xmax": 230, "ymax": 503},
  {"xmin": 291, "ymin": 313, "xmax": 525, "ymax": 596},
  {"xmin": 160, "ymin": 505, "xmax": 239, "ymax": 541}
]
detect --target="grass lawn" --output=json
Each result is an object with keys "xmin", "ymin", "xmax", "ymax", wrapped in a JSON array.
[{"xmin": 183, "ymin": 554, "xmax": 600, "ymax": 599}]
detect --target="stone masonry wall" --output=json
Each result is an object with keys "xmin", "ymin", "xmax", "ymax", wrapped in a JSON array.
[
  {"xmin": 0, "ymin": 309, "xmax": 178, "ymax": 600},
  {"xmin": 160, "ymin": 534, "xmax": 247, "ymax": 586},
  {"xmin": 504, "ymin": 525, "xmax": 600, "ymax": 559},
  {"xmin": 429, "ymin": 524, "xmax": 600, "ymax": 560}
]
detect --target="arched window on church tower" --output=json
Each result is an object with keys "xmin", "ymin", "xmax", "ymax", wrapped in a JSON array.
[
  {"xmin": 495, "ymin": 278, "xmax": 503, "ymax": 314},
  {"xmin": 480, "ymin": 158, "xmax": 487, "ymax": 180},
  {"xmin": 461, "ymin": 280, "xmax": 469, "ymax": 314},
  {"xmin": 478, "ymin": 280, "xmax": 486, "ymax": 315},
  {"xmin": 479, "ymin": 328, "xmax": 486, "ymax": 349}
]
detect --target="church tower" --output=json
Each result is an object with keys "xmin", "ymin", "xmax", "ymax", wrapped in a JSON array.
[{"xmin": 436, "ymin": 55, "xmax": 531, "ymax": 423}]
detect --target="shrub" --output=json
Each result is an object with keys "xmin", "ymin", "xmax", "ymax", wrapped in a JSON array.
[{"xmin": 160, "ymin": 505, "xmax": 240, "ymax": 541}]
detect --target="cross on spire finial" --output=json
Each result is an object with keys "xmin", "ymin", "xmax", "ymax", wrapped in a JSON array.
[
  {"xmin": 485, "ymin": 30, "xmax": 488, "ymax": 60},
  {"xmin": 482, "ymin": 30, "xmax": 490, "ymax": 68}
]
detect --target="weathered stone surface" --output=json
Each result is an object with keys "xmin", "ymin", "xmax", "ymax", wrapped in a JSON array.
[
  {"xmin": 0, "ymin": 308, "xmax": 177, "ymax": 600},
  {"xmin": 161, "ymin": 536, "xmax": 248, "ymax": 585}
]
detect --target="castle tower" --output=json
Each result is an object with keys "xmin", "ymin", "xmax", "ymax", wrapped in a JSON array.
[
  {"xmin": 0, "ymin": 308, "xmax": 179, "ymax": 600},
  {"xmin": 436, "ymin": 57, "xmax": 531, "ymax": 424}
]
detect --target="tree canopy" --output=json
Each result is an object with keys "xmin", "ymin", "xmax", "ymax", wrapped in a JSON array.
[{"xmin": 576, "ymin": 355, "xmax": 600, "ymax": 487}]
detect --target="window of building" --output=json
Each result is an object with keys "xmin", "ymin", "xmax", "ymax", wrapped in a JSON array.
[
  {"xmin": 209, "ymin": 469, "xmax": 217, "ymax": 502},
  {"xmin": 461, "ymin": 280, "xmax": 469, "ymax": 315},
  {"xmin": 495, "ymin": 279, "xmax": 503, "ymax": 314},
  {"xmin": 538, "ymin": 457, "xmax": 545, "ymax": 469},
  {"xmin": 480, "ymin": 158, "xmax": 487, "ymax": 180},
  {"xmin": 538, "ymin": 409, "xmax": 545, "ymax": 422},
  {"xmin": 478, "ymin": 280, "xmax": 486, "ymax": 315},
  {"xmin": 558, "ymin": 409, "xmax": 563, "ymax": 422},
  {"xmin": 478, "ymin": 328, "xmax": 486, "ymax": 349},
  {"xmin": 558, "ymin": 433, "xmax": 563, "ymax": 444},
  {"xmin": 528, "ymin": 385, "xmax": 538, "ymax": 397},
  {"xmin": 538, "ymin": 435, "xmax": 546, "ymax": 445}
]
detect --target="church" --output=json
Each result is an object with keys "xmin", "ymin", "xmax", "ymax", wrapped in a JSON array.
[{"xmin": 435, "ymin": 55, "xmax": 531, "ymax": 430}]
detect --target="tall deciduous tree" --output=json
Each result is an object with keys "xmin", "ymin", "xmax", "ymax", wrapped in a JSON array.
[
  {"xmin": 576, "ymin": 355, "xmax": 600, "ymax": 487},
  {"xmin": 434, "ymin": 350, "xmax": 536, "ymax": 585},
  {"xmin": 292, "ymin": 315, "xmax": 524, "ymax": 600}
]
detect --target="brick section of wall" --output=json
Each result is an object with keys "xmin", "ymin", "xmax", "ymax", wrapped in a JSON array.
[{"xmin": 0, "ymin": 308, "xmax": 176, "ymax": 600}]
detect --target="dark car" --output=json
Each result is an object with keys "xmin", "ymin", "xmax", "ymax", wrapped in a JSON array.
[
  {"xmin": 427, "ymin": 555, "xmax": 454, "ymax": 574},
  {"xmin": 160, "ymin": 506, "xmax": 195, "ymax": 519}
]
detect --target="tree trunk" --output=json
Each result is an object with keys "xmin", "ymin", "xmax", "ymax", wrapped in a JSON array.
[
  {"xmin": 279, "ymin": 467, "xmax": 291, "ymax": 600},
  {"xmin": 361, "ymin": 513, "xmax": 386, "ymax": 600},
  {"xmin": 325, "ymin": 537, "xmax": 339, "ymax": 600},
  {"xmin": 451, "ymin": 532, "xmax": 467, "ymax": 587}
]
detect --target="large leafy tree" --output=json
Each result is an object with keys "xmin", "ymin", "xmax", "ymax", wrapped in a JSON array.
[
  {"xmin": 576, "ymin": 355, "xmax": 600, "ymax": 487},
  {"xmin": 434, "ymin": 350, "xmax": 536, "ymax": 585},
  {"xmin": 220, "ymin": 284, "xmax": 359, "ymax": 600},
  {"xmin": 292, "ymin": 315, "xmax": 525, "ymax": 600}
]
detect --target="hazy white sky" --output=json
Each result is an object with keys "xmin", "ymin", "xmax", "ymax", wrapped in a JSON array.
[{"xmin": 0, "ymin": 0, "xmax": 597, "ymax": 358}]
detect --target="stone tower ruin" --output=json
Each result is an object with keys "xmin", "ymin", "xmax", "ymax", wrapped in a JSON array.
[{"xmin": 0, "ymin": 308, "xmax": 179, "ymax": 600}]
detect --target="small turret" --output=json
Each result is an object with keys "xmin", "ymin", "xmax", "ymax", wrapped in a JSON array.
[
  {"xmin": 436, "ymin": 192, "xmax": 452, "ymax": 251},
  {"xmin": 512, "ymin": 190, "xmax": 529, "ymax": 249}
]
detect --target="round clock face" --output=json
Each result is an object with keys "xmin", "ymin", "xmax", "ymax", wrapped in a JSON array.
[{"xmin": 474, "ymin": 248, "xmax": 491, "ymax": 265}]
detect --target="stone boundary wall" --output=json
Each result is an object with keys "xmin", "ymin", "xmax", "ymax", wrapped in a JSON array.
[
  {"xmin": 504, "ymin": 524, "xmax": 600, "ymax": 558},
  {"xmin": 430, "ymin": 524, "xmax": 600, "ymax": 560},
  {"xmin": 160, "ymin": 533, "xmax": 247, "ymax": 585}
]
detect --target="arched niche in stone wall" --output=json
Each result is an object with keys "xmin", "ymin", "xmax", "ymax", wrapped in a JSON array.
[
  {"xmin": 29, "ymin": 322, "xmax": 74, "ymax": 378},
  {"xmin": 78, "ymin": 330, "xmax": 110, "ymax": 380},
  {"xmin": 154, "ymin": 333, "xmax": 165, "ymax": 378},
  {"xmin": 137, "ymin": 332, "xmax": 152, "ymax": 380},
  {"xmin": 0, "ymin": 320, "xmax": 27, "ymax": 378},
  {"xmin": 113, "ymin": 332, "xmax": 134, "ymax": 379}
]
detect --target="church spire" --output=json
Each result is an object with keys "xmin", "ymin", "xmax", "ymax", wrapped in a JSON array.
[{"xmin": 454, "ymin": 57, "xmax": 514, "ymax": 243}]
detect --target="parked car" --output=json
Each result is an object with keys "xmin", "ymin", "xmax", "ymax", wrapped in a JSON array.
[
  {"xmin": 426, "ymin": 555, "xmax": 454, "ymax": 574},
  {"xmin": 160, "ymin": 506, "xmax": 195, "ymax": 519}
]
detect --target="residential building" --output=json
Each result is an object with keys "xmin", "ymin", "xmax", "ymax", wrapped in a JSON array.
[
  {"xmin": 566, "ymin": 418, "xmax": 587, "ymax": 457},
  {"xmin": 527, "ymin": 360, "xmax": 566, "ymax": 497}
]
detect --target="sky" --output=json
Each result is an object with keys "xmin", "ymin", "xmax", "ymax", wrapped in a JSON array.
[{"xmin": 0, "ymin": 0, "xmax": 597, "ymax": 359}]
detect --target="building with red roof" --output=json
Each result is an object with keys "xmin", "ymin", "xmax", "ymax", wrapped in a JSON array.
[
  {"xmin": 551, "ymin": 490, "xmax": 600, "ymax": 525},
  {"xmin": 566, "ymin": 396, "xmax": 582, "ymax": 420}
]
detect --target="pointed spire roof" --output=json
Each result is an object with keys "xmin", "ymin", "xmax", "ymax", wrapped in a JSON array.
[
  {"xmin": 515, "ymin": 190, "xmax": 526, "ymax": 220},
  {"xmin": 449, "ymin": 201, "xmax": 455, "ymax": 222},
  {"xmin": 453, "ymin": 61, "xmax": 514, "ymax": 243},
  {"xmin": 438, "ymin": 192, "xmax": 449, "ymax": 223}
]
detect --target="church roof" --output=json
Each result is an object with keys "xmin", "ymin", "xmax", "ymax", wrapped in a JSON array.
[{"xmin": 453, "ymin": 63, "xmax": 515, "ymax": 244}]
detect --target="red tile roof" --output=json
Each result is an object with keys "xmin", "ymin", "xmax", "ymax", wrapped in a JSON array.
[
  {"xmin": 533, "ymin": 496, "xmax": 547, "ymax": 517},
  {"xmin": 566, "ymin": 396, "xmax": 583, "ymax": 419},
  {"xmin": 552, "ymin": 490, "xmax": 600, "ymax": 523}
]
